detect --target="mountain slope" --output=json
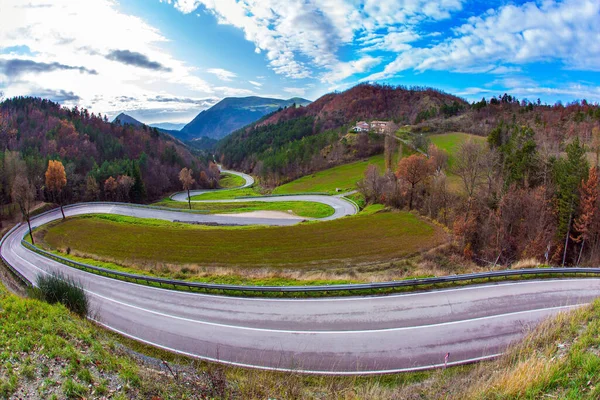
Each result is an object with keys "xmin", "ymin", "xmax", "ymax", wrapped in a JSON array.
[{"xmin": 180, "ymin": 96, "xmax": 311, "ymax": 140}]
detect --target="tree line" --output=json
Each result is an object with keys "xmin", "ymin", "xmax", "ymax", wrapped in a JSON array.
[
  {"xmin": 0, "ymin": 97, "xmax": 211, "ymax": 230},
  {"xmin": 359, "ymin": 122, "xmax": 600, "ymax": 267}
]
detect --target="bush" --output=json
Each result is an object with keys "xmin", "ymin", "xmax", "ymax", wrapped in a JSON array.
[{"xmin": 34, "ymin": 273, "xmax": 89, "ymax": 317}]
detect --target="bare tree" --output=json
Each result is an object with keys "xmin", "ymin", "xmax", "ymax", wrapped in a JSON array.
[
  {"xmin": 179, "ymin": 167, "xmax": 195, "ymax": 210},
  {"xmin": 116, "ymin": 175, "xmax": 135, "ymax": 202},
  {"xmin": 428, "ymin": 144, "xmax": 448, "ymax": 173},
  {"xmin": 396, "ymin": 154, "xmax": 433, "ymax": 209},
  {"xmin": 104, "ymin": 176, "xmax": 118, "ymax": 201},
  {"xmin": 453, "ymin": 140, "xmax": 494, "ymax": 218},
  {"xmin": 12, "ymin": 172, "xmax": 36, "ymax": 244},
  {"xmin": 358, "ymin": 164, "xmax": 382, "ymax": 203},
  {"xmin": 84, "ymin": 175, "xmax": 100, "ymax": 201}
]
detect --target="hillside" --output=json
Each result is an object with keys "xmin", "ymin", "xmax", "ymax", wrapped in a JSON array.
[
  {"xmin": 218, "ymin": 83, "xmax": 600, "ymax": 186},
  {"xmin": 259, "ymin": 83, "xmax": 467, "ymax": 129},
  {"xmin": 180, "ymin": 96, "xmax": 311, "ymax": 140},
  {"xmin": 0, "ymin": 97, "xmax": 204, "ymax": 207},
  {"xmin": 217, "ymin": 84, "xmax": 465, "ymax": 185}
]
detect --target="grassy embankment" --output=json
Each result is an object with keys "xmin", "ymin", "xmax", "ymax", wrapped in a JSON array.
[
  {"xmin": 33, "ymin": 208, "xmax": 447, "ymax": 286},
  {"xmin": 218, "ymin": 172, "xmax": 246, "ymax": 189},
  {"xmin": 273, "ymin": 154, "xmax": 385, "ymax": 195}
]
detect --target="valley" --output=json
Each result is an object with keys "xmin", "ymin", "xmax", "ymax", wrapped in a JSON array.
[{"xmin": 1, "ymin": 79, "xmax": 600, "ymax": 399}]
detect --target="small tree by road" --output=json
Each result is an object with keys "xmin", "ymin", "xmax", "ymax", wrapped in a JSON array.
[
  {"xmin": 12, "ymin": 172, "xmax": 36, "ymax": 244},
  {"xmin": 45, "ymin": 160, "xmax": 67, "ymax": 219},
  {"xmin": 179, "ymin": 167, "xmax": 195, "ymax": 210}
]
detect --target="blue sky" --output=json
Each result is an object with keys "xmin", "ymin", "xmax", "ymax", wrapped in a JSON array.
[{"xmin": 1, "ymin": 0, "xmax": 599, "ymax": 124}]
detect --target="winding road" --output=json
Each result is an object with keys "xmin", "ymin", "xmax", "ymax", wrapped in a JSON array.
[{"xmin": 1, "ymin": 170, "xmax": 599, "ymax": 374}]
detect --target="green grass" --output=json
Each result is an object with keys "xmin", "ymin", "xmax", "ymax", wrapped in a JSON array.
[
  {"xmin": 219, "ymin": 172, "xmax": 246, "ymax": 189},
  {"xmin": 0, "ymin": 281, "xmax": 146, "ymax": 398},
  {"xmin": 33, "ymin": 273, "xmax": 89, "ymax": 317},
  {"xmin": 273, "ymin": 154, "xmax": 386, "ymax": 194},
  {"xmin": 40, "ymin": 211, "xmax": 444, "ymax": 269},
  {"xmin": 154, "ymin": 199, "xmax": 335, "ymax": 218},
  {"xmin": 429, "ymin": 132, "xmax": 486, "ymax": 168},
  {"xmin": 189, "ymin": 187, "xmax": 262, "ymax": 200}
]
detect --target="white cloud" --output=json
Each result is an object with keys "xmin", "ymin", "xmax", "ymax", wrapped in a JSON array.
[
  {"xmin": 249, "ymin": 80, "xmax": 262, "ymax": 87},
  {"xmin": 0, "ymin": 0, "xmax": 251, "ymax": 118},
  {"xmin": 206, "ymin": 68, "xmax": 237, "ymax": 81},
  {"xmin": 283, "ymin": 87, "xmax": 307, "ymax": 96},
  {"xmin": 168, "ymin": 0, "xmax": 465, "ymax": 81},
  {"xmin": 365, "ymin": 0, "xmax": 600, "ymax": 80},
  {"xmin": 322, "ymin": 56, "xmax": 382, "ymax": 83}
]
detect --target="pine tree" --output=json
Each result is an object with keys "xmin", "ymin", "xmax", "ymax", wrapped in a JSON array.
[
  {"xmin": 553, "ymin": 138, "xmax": 589, "ymax": 265},
  {"xmin": 130, "ymin": 161, "xmax": 146, "ymax": 203}
]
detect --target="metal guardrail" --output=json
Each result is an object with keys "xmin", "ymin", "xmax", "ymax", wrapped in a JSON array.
[{"xmin": 16, "ymin": 239, "xmax": 600, "ymax": 294}]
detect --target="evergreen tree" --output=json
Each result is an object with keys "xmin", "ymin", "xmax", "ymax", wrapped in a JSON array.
[
  {"xmin": 553, "ymin": 138, "xmax": 589, "ymax": 264},
  {"xmin": 130, "ymin": 160, "xmax": 146, "ymax": 203}
]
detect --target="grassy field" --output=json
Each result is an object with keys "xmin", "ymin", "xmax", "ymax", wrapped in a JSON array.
[
  {"xmin": 189, "ymin": 187, "xmax": 262, "ymax": 200},
  {"xmin": 273, "ymin": 154, "xmax": 386, "ymax": 194},
  {"xmin": 154, "ymin": 199, "xmax": 335, "ymax": 218},
  {"xmin": 219, "ymin": 172, "xmax": 246, "ymax": 189},
  {"xmin": 271, "ymin": 132, "xmax": 482, "ymax": 196},
  {"xmin": 39, "ymin": 210, "xmax": 444, "ymax": 270},
  {"xmin": 429, "ymin": 132, "xmax": 486, "ymax": 168}
]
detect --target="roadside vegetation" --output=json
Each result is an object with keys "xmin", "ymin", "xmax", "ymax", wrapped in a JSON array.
[
  {"xmin": 32, "ymin": 273, "xmax": 89, "ymax": 317},
  {"xmin": 154, "ymin": 198, "xmax": 335, "ymax": 218}
]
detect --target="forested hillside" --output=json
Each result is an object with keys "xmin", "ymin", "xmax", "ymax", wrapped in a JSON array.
[
  {"xmin": 0, "ymin": 97, "xmax": 209, "ymax": 227},
  {"xmin": 217, "ymin": 84, "xmax": 463, "ymax": 185},
  {"xmin": 218, "ymin": 83, "xmax": 600, "ymax": 187}
]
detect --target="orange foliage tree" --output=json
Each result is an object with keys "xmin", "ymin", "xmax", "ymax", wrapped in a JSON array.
[
  {"xmin": 179, "ymin": 167, "xmax": 195, "ymax": 210},
  {"xmin": 45, "ymin": 160, "xmax": 67, "ymax": 219}
]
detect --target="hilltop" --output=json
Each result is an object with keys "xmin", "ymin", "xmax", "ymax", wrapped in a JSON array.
[{"xmin": 180, "ymin": 96, "xmax": 311, "ymax": 140}]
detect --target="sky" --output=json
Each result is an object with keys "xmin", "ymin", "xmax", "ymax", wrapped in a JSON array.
[{"xmin": 1, "ymin": 0, "xmax": 599, "ymax": 125}]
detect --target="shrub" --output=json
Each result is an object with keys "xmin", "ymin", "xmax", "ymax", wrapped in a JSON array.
[{"xmin": 34, "ymin": 273, "xmax": 89, "ymax": 317}]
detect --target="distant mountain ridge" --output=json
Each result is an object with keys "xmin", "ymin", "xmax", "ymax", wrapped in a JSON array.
[
  {"xmin": 112, "ymin": 112, "xmax": 144, "ymax": 127},
  {"xmin": 112, "ymin": 113, "xmax": 183, "ymax": 139},
  {"xmin": 150, "ymin": 122, "xmax": 186, "ymax": 131},
  {"xmin": 179, "ymin": 96, "xmax": 311, "ymax": 140}
]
